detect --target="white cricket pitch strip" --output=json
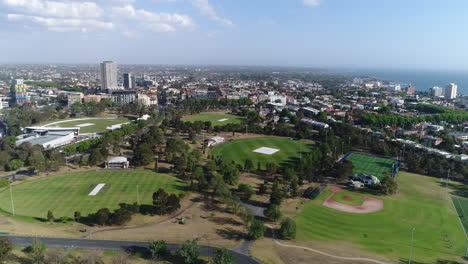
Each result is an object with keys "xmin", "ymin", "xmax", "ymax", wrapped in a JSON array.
[
  {"xmin": 89, "ymin": 184, "xmax": 106, "ymax": 196},
  {"xmin": 218, "ymin": 118, "xmax": 229, "ymax": 122},
  {"xmin": 253, "ymin": 147, "xmax": 280, "ymax": 155},
  {"xmin": 76, "ymin": 123, "xmax": 95, "ymax": 127}
]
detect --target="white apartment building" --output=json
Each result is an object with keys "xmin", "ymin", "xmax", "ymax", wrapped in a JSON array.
[
  {"xmin": 445, "ymin": 83, "xmax": 458, "ymax": 99},
  {"xmin": 101, "ymin": 61, "xmax": 118, "ymax": 90}
]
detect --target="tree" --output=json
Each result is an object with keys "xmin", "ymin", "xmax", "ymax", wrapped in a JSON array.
[
  {"xmin": 0, "ymin": 237, "xmax": 13, "ymax": 262},
  {"xmin": 176, "ymin": 239, "xmax": 200, "ymax": 264},
  {"xmin": 379, "ymin": 174, "xmax": 398, "ymax": 195},
  {"xmin": 7, "ymin": 159, "xmax": 24, "ymax": 171},
  {"xmin": 74, "ymin": 211, "xmax": 81, "ymax": 222},
  {"xmin": 334, "ymin": 160, "xmax": 354, "ymax": 181},
  {"xmin": 264, "ymin": 204, "xmax": 282, "ymax": 222},
  {"xmin": 28, "ymin": 151, "xmax": 46, "ymax": 172},
  {"xmin": 270, "ymin": 180, "xmax": 283, "ymax": 205},
  {"xmin": 47, "ymin": 210, "xmax": 55, "ymax": 222},
  {"xmin": 244, "ymin": 159, "xmax": 254, "ymax": 172},
  {"xmin": 213, "ymin": 247, "xmax": 233, "ymax": 264},
  {"xmin": 149, "ymin": 240, "xmax": 167, "ymax": 260},
  {"xmin": 29, "ymin": 239, "xmax": 46, "ymax": 264},
  {"xmin": 94, "ymin": 208, "xmax": 111, "ymax": 225},
  {"xmin": 247, "ymin": 219, "xmax": 265, "ymax": 240},
  {"xmin": 238, "ymin": 184, "xmax": 255, "ymax": 201},
  {"xmin": 132, "ymin": 143, "xmax": 154, "ymax": 166},
  {"xmin": 278, "ymin": 218, "xmax": 296, "ymax": 240}
]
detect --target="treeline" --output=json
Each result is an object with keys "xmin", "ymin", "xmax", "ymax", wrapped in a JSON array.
[
  {"xmin": 177, "ymin": 98, "xmax": 253, "ymax": 115},
  {"xmin": 359, "ymin": 111, "xmax": 468, "ymax": 129}
]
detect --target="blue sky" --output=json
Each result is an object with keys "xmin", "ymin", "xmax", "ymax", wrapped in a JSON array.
[{"xmin": 1, "ymin": 0, "xmax": 468, "ymax": 70}]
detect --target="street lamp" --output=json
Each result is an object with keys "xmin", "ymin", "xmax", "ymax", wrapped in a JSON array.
[{"xmin": 409, "ymin": 227, "xmax": 415, "ymax": 264}]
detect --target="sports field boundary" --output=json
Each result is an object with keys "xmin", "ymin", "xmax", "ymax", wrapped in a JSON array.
[
  {"xmin": 450, "ymin": 196, "xmax": 468, "ymax": 238},
  {"xmin": 340, "ymin": 152, "xmax": 400, "ymax": 178}
]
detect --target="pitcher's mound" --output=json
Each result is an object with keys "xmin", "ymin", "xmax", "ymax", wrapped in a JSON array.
[{"xmin": 323, "ymin": 187, "xmax": 384, "ymax": 214}]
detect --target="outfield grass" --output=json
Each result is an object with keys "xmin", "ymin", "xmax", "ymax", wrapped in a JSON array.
[
  {"xmin": 331, "ymin": 192, "xmax": 364, "ymax": 206},
  {"xmin": 43, "ymin": 117, "xmax": 132, "ymax": 133},
  {"xmin": 0, "ymin": 170, "xmax": 185, "ymax": 218},
  {"xmin": 295, "ymin": 171, "xmax": 465, "ymax": 263},
  {"xmin": 182, "ymin": 113, "xmax": 244, "ymax": 126},
  {"xmin": 344, "ymin": 153, "xmax": 397, "ymax": 180},
  {"xmin": 210, "ymin": 137, "xmax": 310, "ymax": 169}
]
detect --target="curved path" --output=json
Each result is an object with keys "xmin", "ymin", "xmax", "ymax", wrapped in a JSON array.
[
  {"xmin": 5, "ymin": 235, "xmax": 261, "ymax": 264},
  {"xmin": 273, "ymin": 240, "xmax": 390, "ymax": 264}
]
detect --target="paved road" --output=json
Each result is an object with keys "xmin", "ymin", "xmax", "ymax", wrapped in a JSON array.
[{"xmin": 5, "ymin": 236, "xmax": 261, "ymax": 264}]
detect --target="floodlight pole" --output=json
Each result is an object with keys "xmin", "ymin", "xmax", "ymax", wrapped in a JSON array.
[
  {"xmin": 9, "ymin": 183, "xmax": 15, "ymax": 216},
  {"xmin": 408, "ymin": 227, "xmax": 415, "ymax": 264}
]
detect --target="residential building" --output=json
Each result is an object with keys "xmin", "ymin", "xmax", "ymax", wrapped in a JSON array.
[
  {"xmin": 431, "ymin": 86, "xmax": 443, "ymax": 97},
  {"xmin": 406, "ymin": 86, "xmax": 416, "ymax": 95},
  {"xmin": 300, "ymin": 118, "xmax": 330, "ymax": 130},
  {"xmin": 123, "ymin": 73, "xmax": 135, "ymax": 89},
  {"xmin": 100, "ymin": 61, "xmax": 118, "ymax": 90},
  {"xmin": 445, "ymin": 83, "xmax": 458, "ymax": 99},
  {"xmin": 10, "ymin": 79, "xmax": 28, "ymax": 105},
  {"xmin": 387, "ymin": 85, "xmax": 401, "ymax": 92},
  {"xmin": 67, "ymin": 92, "xmax": 84, "ymax": 105}
]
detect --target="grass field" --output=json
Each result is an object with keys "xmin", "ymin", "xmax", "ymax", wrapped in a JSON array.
[
  {"xmin": 344, "ymin": 153, "xmax": 397, "ymax": 180},
  {"xmin": 451, "ymin": 196, "xmax": 468, "ymax": 236},
  {"xmin": 0, "ymin": 170, "xmax": 185, "ymax": 218},
  {"xmin": 182, "ymin": 113, "xmax": 244, "ymax": 126},
  {"xmin": 295, "ymin": 171, "xmax": 466, "ymax": 263},
  {"xmin": 210, "ymin": 137, "xmax": 310, "ymax": 169},
  {"xmin": 43, "ymin": 117, "xmax": 132, "ymax": 133},
  {"xmin": 331, "ymin": 192, "xmax": 364, "ymax": 206}
]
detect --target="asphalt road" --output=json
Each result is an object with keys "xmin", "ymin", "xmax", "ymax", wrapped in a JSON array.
[{"xmin": 5, "ymin": 235, "xmax": 261, "ymax": 264}]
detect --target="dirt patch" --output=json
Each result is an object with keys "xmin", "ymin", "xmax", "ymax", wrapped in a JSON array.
[{"xmin": 323, "ymin": 188, "xmax": 384, "ymax": 214}]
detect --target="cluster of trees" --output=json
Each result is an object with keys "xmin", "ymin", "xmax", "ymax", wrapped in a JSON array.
[
  {"xmin": 0, "ymin": 139, "xmax": 65, "ymax": 173},
  {"xmin": 4, "ymin": 105, "xmax": 64, "ymax": 136},
  {"xmin": 150, "ymin": 239, "xmax": 233, "ymax": 264},
  {"xmin": 70, "ymin": 100, "xmax": 111, "ymax": 117}
]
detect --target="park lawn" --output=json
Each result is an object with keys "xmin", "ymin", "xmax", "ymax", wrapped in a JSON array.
[
  {"xmin": 331, "ymin": 191, "xmax": 365, "ymax": 206},
  {"xmin": 295, "ymin": 171, "xmax": 466, "ymax": 263},
  {"xmin": 182, "ymin": 113, "xmax": 244, "ymax": 126},
  {"xmin": 344, "ymin": 153, "xmax": 397, "ymax": 180},
  {"xmin": 210, "ymin": 137, "xmax": 311, "ymax": 169},
  {"xmin": 44, "ymin": 117, "xmax": 132, "ymax": 133},
  {"xmin": 0, "ymin": 170, "xmax": 186, "ymax": 218}
]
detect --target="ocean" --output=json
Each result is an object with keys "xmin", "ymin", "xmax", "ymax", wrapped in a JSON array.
[{"xmin": 339, "ymin": 69, "xmax": 468, "ymax": 95}]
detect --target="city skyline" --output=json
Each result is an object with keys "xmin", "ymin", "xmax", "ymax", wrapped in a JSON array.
[{"xmin": 0, "ymin": 0, "xmax": 468, "ymax": 70}]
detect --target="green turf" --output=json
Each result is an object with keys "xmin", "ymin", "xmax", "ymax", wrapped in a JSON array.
[
  {"xmin": 344, "ymin": 153, "xmax": 397, "ymax": 180},
  {"xmin": 451, "ymin": 196, "xmax": 468, "ymax": 236},
  {"xmin": 295, "ymin": 172, "xmax": 466, "ymax": 263},
  {"xmin": 182, "ymin": 113, "xmax": 244, "ymax": 126},
  {"xmin": 331, "ymin": 192, "xmax": 364, "ymax": 206},
  {"xmin": 210, "ymin": 137, "xmax": 310, "ymax": 169},
  {"xmin": 44, "ymin": 117, "xmax": 132, "ymax": 133},
  {"xmin": 0, "ymin": 170, "xmax": 185, "ymax": 218}
]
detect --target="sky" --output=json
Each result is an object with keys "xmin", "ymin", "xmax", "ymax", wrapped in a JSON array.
[{"xmin": 1, "ymin": 0, "xmax": 468, "ymax": 70}]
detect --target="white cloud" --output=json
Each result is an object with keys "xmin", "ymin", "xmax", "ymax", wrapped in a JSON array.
[
  {"xmin": 192, "ymin": 0, "xmax": 233, "ymax": 26},
  {"xmin": 303, "ymin": 0, "xmax": 320, "ymax": 7},
  {"xmin": 111, "ymin": 5, "xmax": 194, "ymax": 32},
  {"xmin": 1, "ymin": 0, "xmax": 103, "ymax": 18},
  {"xmin": 7, "ymin": 13, "xmax": 114, "ymax": 32}
]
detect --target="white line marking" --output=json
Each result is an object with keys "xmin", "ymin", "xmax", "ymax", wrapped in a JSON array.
[
  {"xmin": 89, "ymin": 184, "xmax": 106, "ymax": 196},
  {"xmin": 253, "ymin": 147, "xmax": 280, "ymax": 155}
]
